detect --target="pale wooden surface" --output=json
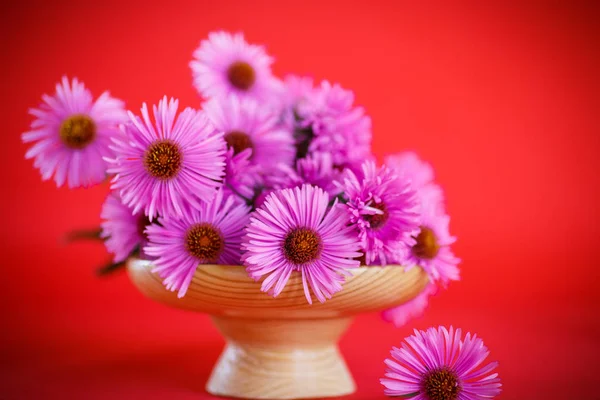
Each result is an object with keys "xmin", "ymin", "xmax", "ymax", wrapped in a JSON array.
[
  {"xmin": 127, "ymin": 260, "xmax": 428, "ymax": 399},
  {"xmin": 206, "ymin": 317, "xmax": 355, "ymax": 399},
  {"xmin": 127, "ymin": 261, "xmax": 429, "ymax": 319}
]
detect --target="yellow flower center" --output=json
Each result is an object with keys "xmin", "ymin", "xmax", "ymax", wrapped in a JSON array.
[{"xmin": 143, "ymin": 140, "xmax": 182, "ymax": 180}]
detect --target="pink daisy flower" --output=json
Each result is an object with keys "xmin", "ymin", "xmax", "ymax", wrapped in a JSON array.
[
  {"xmin": 22, "ymin": 76, "xmax": 127, "ymax": 188},
  {"xmin": 381, "ymin": 326, "xmax": 502, "ymax": 399},
  {"xmin": 296, "ymin": 81, "xmax": 372, "ymax": 169},
  {"xmin": 107, "ymin": 96, "xmax": 226, "ymax": 220},
  {"xmin": 381, "ymin": 283, "xmax": 438, "ymax": 328},
  {"xmin": 386, "ymin": 151, "xmax": 445, "ymax": 214},
  {"xmin": 242, "ymin": 184, "xmax": 361, "ymax": 304},
  {"xmin": 144, "ymin": 189, "xmax": 250, "ymax": 298},
  {"xmin": 190, "ymin": 31, "xmax": 281, "ymax": 101},
  {"xmin": 100, "ymin": 193, "xmax": 152, "ymax": 262},
  {"xmin": 339, "ymin": 160, "xmax": 420, "ymax": 265},
  {"xmin": 407, "ymin": 200, "xmax": 460, "ymax": 286},
  {"xmin": 203, "ymin": 96, "xmax": 295, "ymax": 177}
]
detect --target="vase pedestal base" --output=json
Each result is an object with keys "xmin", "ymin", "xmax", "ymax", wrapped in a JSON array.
[{"xmin": 206, "ymin": 316, "xmax": 356, "ymax": 399}]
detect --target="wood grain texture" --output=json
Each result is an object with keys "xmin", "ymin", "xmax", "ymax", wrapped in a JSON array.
[
  {"xmin": 206, "ymin": 317, "xmax": 355, "ymax": 399},
  {"xmin": 127, "ymin": 260, "xmax": 429, "ymax": 319},
  {"xmin": 126, "ymin": 260, "xmax": 428, "ymax": 399}
]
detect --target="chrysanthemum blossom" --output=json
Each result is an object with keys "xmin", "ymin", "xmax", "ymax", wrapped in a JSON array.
[
  {"xmin": 385, "ymin": 151, "xmax": 445, "ymax": 214},
  {"xmin": 100, "ymin": 193, "xmax": 151, "ymax": 262},
  {"xmin": 203, "ymin": 95, "xmax": 295, "ymax": 175},
  {"xmin": 145, "ymin": 189, "xmax": 250, "ymax": 297},
  {"xmin": 265, "ymin": 152, "xmax": 342, "ymax": 198},
  {"xmin": 190, "ymin": 31, "xmax": 281, "ymax": 101},
  {"xmin": 381, "ymin": 326, "xmax": 501, "ymax": 399},
  {"xmin": 296, "ymin": 81, "xmax": 372, "ymax": 169},
  {"xmin": 107, "ymin": 96, "xmax": 226, "ymax": 220},
  {"xmin": 243, "ymin": 184, "xmax": 361, "ymax": 304},
  {"xmin": 22, "ymin": 76, "xmax": 127, "ymax": 188},
  {"xmin": 406, "ymin": 199, "xmax": 460, "ymax": 285},
  {"xmin": 381, "ymin": 283, "xmax": 438, "ymax": 328},
  {"xmin": 339, "ymin": 160, "xmax": 420, "ymax": 265}
]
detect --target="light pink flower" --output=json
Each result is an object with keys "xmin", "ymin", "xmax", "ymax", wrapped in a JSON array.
[{"xmin": 22, "ymin": 76, "xmax": 126, "ymax": 188}]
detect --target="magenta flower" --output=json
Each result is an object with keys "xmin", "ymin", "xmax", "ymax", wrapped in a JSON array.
[
  {"xmin": 386, "ymin": 151, "xmax": 445, "ymax": 215},
  {"xmin": 107, "ymin": 96, "xmax": 226, "ymax": 220},
  {"xmin": 190, "ymin": 31, "xmax": 281, "ymax": 101},
  {"xmin": 280, "ymin": 74, "xmax": 317, "ymax": 130},
  {"xmin": 100, "ymin": 193, "xmax": 151, "ymax": 262},
  {"xmin": 381, "ymin": 283, "xmax": 438, "ymax": 328},
  {"xmin": 381, "ymin": 326, "xmax": 501, "ymax": 399},
  {"xmin": 144, "ymin": 189, "xmax": 250, "ymax": 297},
  {"xmin": 296, "ymin": 81, "xmax": 372, "ymax": 169},
  {"xmin": 243, "ymin": 184, "xmax": 361, "ymax": 304},
  {"xmin": 265, "ymin": 152, "xmax": 342, "ymax": 199},
  {"xmin": 22, "ymin": 76, "xmax": 127, "ymax": 188},
  {"xmin": 339, "ymin": 160, "xmax": 420, "ymax": 265},
  {"xmin": 203, "ymin": 95, "xmax": 295, "ymax": 176},
  {"xmin": 223, "ymin": 147, "xmax": 260, "ymax": 202},
  {"xmin": 406, "ymin": 200, "xmax": 460, "ymax": 286}
]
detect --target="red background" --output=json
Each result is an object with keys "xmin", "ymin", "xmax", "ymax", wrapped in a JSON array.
[{"xmin": 1, "ymin": 1, "xmax": 599, "ymax": 399}]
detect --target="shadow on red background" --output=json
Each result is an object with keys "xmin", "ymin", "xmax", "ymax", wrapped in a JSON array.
[{"xmin": 1, "ymin": 1, "xmax": 599, "ymax": 399}]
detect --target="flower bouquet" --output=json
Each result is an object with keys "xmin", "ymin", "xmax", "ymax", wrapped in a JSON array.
[{"xmin": 22, "ymin": 32, "xmax": 461, "ymax": 399}]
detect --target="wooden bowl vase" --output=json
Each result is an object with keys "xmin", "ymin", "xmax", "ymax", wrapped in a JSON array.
[{"xmin": 127, "ymin": 259, "xmax": 428, "ymax": 399}]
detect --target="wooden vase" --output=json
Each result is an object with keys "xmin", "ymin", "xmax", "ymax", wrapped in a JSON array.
[{"xmin": 127, "ymin": 259, "xmax": 428, "ymax": 399}]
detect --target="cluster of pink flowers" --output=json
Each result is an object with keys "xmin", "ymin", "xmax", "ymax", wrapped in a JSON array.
[{"xmin": 22, "ymin": 31, "xmax": 460, "ymax": 323}]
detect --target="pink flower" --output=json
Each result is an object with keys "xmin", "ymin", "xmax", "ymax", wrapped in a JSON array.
[
  {"xmin": 243, "ymin": 184, "xmax": 361, "ymax": 303},
  {"xmin": 339, "ymin": 160, "xmax": 420, "ymax": 265},
  {"xmin": 223, "ymin": 147, "xmax": 260, "ymax": 203},
  {"xmin": 406, "ymin": 199, "xmax": 460, "ymax": 286},
  {"xmin": 190, "ymin": 31, "xmax": 282, "ymax": 101},
  {"xmin": 265, "ymin": 152, "xmax": 342, "ymax": 199},
  {"xmin": 22, "ymin": 76, "xmax": 126, "ymax": 188},
  {"xmin": 100, "ymin": 193, "xmax": 152, "ymax": 262},
  {"xmin": 296, "ymin": 81, "xmax": 372, "ymax": 169},
  {"xmin": 386, "ymin": 151, "xmax": 445, "ymax": 215},
  {"xmin": 107, "ymin": 96, "xmax": 226, "ymax": 220},
  {"xmin": 144, "ymin": 189, "xmax": 250, "ymax": 297},
  {"xmin": 203, "ymin": 95, "xmax": 295, "ymax": 174},
  {"xmin": 381, "ymin": 326, "xmax": 502, "ymax": 399}
]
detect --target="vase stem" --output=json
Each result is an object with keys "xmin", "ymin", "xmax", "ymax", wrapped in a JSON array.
[{"xmin": 206, "ymin": 316, "xmax": 356, "ymax": 399}]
